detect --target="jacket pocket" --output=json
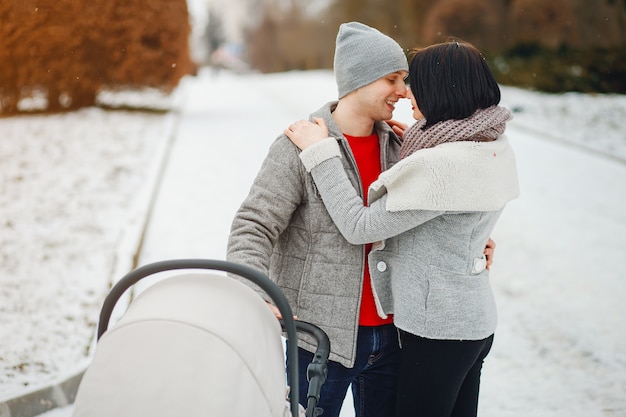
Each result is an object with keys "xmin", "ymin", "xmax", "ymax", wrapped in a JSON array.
[{"xmin": 423, "ymin": 267, "xmax": 496, "ymax": 339}]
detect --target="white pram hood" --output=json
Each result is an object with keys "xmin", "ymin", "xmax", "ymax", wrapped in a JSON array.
[{"xmin": 72, "ymin": 272, "xmax": 295, "ymax": 417}]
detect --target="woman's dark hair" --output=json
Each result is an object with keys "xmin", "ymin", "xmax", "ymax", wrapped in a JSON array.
[{"xmin": 408, "ymin": 40, "xmax": 501, "ymax": 129}]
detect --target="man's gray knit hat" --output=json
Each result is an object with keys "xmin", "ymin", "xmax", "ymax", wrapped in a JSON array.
[{"xmin": 334, "ymin": 22, "xmax": 408, "ymax": 99}]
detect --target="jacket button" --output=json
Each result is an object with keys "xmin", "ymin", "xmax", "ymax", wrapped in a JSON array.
[{"xmin": 376, "ymin": 261, "xmax": 387, "ymax": 272}]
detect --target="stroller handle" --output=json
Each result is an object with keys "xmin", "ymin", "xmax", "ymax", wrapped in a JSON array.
[
  {"xmin": 284, "ymin": 321, "xmax": 330, "ymax": 417},
  {"xmin": 97, "ymin": 259, "xmax": 302, "ymax": 417}
]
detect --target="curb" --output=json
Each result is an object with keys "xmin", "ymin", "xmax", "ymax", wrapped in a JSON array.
[{"xmin": 0, "ymin": 371, "xmax": 83, "ymax": 417}]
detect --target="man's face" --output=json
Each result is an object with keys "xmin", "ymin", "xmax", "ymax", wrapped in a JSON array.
[{"xmin": 354, "ymin": 71, "xmax": 408, "ymax": 121}]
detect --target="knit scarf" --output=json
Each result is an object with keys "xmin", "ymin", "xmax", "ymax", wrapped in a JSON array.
[{"xmin": 399, "ymin": 105, "xmax": 513, "ymax": 159}]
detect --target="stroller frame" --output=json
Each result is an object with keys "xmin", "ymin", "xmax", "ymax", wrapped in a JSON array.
[{"xmin": 96, "ymin": 259, "xmax": 329, "ymax": 417}]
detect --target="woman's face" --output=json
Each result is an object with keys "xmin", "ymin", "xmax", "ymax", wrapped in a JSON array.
[{"xmin": 407, "ymin": 88, "xmax": 424, "ymax": 120}]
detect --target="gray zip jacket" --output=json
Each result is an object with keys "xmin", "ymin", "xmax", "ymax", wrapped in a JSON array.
[
  {"xmin": 226, "ymin": 101, "xmax": 402, "ymax": 367},
  {"xmin": 298, "ymin": 135, "xmax": 519, "ymax": 340}
]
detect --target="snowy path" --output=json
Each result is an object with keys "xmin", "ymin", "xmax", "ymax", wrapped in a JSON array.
[
  {"xmin": 37, "ymin": 70, "xmax": 626, "ymax": 417},
  {"xmin": 482, "ymin": 126, "xmax": 626, "ymax": 416},
  {"xmin": 135, "ymin": 71, "xmax": 336, "ymax": 265}
]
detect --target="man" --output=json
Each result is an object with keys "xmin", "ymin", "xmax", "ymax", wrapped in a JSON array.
[{"xmin": 227, "ymin": 22, "xmax": 408, "ymax": 417}]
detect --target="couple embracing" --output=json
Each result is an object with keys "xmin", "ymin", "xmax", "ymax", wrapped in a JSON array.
[{"xmin": 228, "ymin": 21, "xmax": 519, "ymax": 417}]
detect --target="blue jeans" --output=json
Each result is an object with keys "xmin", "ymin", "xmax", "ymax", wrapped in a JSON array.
[{"xmin": 287, "ymin": 324, "xmax": 400, "ymax": 417}]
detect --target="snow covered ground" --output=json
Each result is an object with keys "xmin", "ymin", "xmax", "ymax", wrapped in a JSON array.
[{"xmin": 1, "ymin": 68, "xmax": 626, "ymax": 417}]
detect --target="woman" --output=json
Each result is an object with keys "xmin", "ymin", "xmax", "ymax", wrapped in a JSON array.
[{"xmin": 284, "ymin": 40, "xmax": 519, "ymax": 417}]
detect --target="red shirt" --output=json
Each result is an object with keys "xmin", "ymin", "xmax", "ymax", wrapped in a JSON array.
[{"xmin": 344, "ymin": 133, "xmax": 394, "ymax": 326}]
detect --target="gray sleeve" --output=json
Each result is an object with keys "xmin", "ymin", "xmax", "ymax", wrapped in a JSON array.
[
  {"xmin": 309, "ymin": 157, "xmax": 443, "ymax": 244},
  {"xmin": 226, "ymin": 136, "xmax": 304, "ymax": 275}
]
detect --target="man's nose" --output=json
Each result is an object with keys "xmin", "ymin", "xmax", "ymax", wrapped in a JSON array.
[{"xmin": 396, "ymin": 82, "xmax": 408, "ymax": 98}]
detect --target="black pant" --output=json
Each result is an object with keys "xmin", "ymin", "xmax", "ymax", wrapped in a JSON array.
[{"xmin": 395, "ymin": 331, "xmax": 494, "ymax": 417}]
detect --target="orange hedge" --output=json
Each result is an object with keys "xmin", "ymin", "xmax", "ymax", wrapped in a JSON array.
[{"xmin": 0, "ymin": 0, "xmax": 194, "ymax": 115}]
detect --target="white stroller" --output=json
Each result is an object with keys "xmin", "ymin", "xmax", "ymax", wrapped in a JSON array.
[{"xmin": 72, "ymin": 259, "xmax": 330, "ymax": 417}]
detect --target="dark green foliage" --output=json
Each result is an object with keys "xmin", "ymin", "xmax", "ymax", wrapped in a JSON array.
[{"xmin": 487, "ymin": 45, "xmax": 626, "ymax": 93}]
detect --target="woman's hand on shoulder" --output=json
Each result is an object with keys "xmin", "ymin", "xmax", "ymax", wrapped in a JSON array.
[
  {"xmin": 386, "ymin": 119, "xmax": 408, "ymax": 138},
  {"xmin": 285, "ymin": 117, "xmax": 329, "ymax": 150}
]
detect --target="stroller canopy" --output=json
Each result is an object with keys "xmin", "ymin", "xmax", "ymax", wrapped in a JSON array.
[{"xmin": 72, "ymin": 273, "xmax": 292, "ymax": 417}]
